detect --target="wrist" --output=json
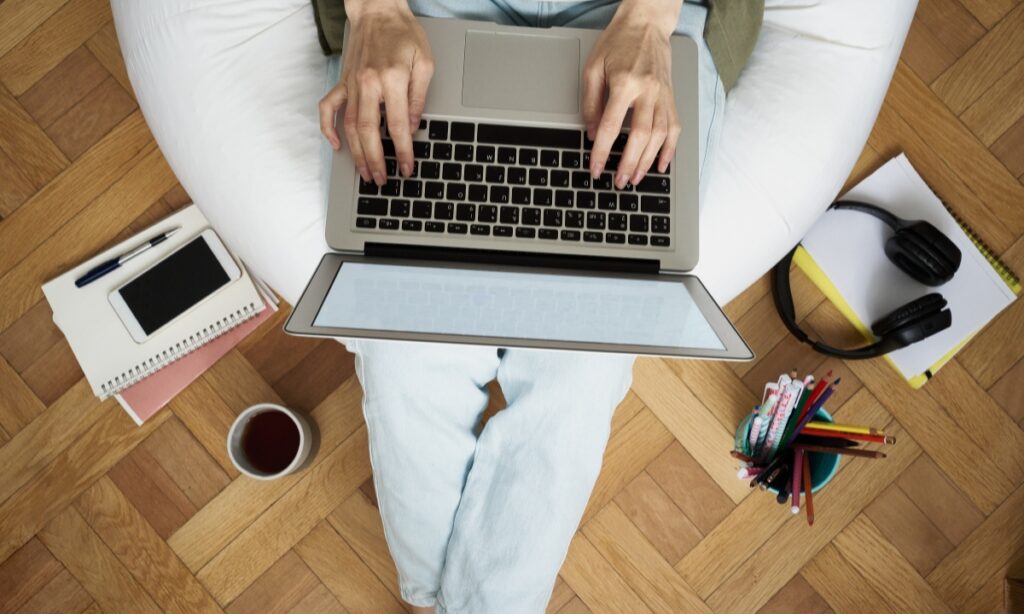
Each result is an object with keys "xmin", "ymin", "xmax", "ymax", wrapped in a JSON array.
[
  {"xmin": 345, "ymin": 0, "xmax": 411, "ymax": 25},
  {"xmin": 613, "ymin": 0, "xmax": 682, "ymax": 38}
]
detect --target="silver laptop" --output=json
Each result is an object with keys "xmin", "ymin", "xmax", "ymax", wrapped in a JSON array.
[{"xmin": 287, "ymin": 17, "xmax": 752, "ymax": 360}]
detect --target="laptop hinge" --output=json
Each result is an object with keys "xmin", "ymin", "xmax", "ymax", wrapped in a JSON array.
[{"xmin": 363, "ymin": 243, "xmax": 660, "ymax": 274}]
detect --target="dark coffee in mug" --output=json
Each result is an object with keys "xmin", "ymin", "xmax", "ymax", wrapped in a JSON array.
[{"xmin": 241, "ymin": 410, "xmax": 300, "ymax": 474}]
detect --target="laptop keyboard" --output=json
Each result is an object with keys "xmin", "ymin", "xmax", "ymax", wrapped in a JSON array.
[{"xmin": 354, "ymin": 117, "xmax": 672, "ymax": 248}]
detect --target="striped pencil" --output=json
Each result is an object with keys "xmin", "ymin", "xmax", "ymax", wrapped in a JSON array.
[
  {"xmin": 799, "ymin": 428, "xmax": 895, "ymax": 445},
  {"xmin": 796, "ymin": 443, "xmax": 887, "ymax": 459},
  {"xmin": 791, "ymin": 448, "xmax": 803, "ymax": 514},
  {"xmin": 806, "ymin": 421, "xmax": 885, "ymax": 437},
  {"xmin": 802, "ymin": 457, "xmax": 814, "ymax": 525}
]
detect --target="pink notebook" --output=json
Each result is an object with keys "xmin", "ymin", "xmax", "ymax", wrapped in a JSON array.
[{"xmin": 115, "ymin": 300, "xmax": 276, "ymax": 424}]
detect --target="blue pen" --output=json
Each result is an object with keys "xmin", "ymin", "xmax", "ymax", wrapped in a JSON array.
[{"xmin": 75, "ymin": 227, "xmax": 181, "ymax": 288}]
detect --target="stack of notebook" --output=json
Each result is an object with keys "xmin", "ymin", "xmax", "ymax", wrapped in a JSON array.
[
  {"xmin": 796, "ymin": 154, "xmax": 1019, "ymax": 387},
  {"xmin": 43, "ymin": 205, "xmax": 277, "ymax": 424}
]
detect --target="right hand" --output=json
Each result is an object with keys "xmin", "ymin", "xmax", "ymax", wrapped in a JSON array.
[{"xmin": 319, "ymin": 0, "xmax": 434, "ymax": 185}]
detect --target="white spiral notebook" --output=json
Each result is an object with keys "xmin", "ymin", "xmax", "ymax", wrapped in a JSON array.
[{"xmin": 42, "ymin": 205, "xmax": 267, "ymax": 399}]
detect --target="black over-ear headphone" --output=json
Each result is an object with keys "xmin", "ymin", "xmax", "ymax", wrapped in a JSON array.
[{"xmin": 772, "ymin": 200, "xmax": 962, "ymax": 359}]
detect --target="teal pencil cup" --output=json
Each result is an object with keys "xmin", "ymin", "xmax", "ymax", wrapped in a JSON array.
[{"xmin": 735, "ymin": 408, "xmax": 840, "ymax": 495}]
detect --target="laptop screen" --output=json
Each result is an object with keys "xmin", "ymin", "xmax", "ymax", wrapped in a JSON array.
[{"xmin": 312, "ymin": 262, "xmax": 725, "ymax": 350}]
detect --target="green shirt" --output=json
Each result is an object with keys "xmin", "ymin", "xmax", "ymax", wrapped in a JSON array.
[{"xmin": 311, "ymin": 0, "xmax": 763, "ymax": 92}]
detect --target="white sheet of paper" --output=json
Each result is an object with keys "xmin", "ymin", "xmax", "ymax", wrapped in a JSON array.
[{"xmin": 800, "ymin": 154, "xmax": 1015, "ymax": 378}]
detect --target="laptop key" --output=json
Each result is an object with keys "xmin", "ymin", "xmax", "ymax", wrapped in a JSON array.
[
  {"xmin": 609, "ymin": 213, "xmax": 627, "ymax": 231},
  {"xmin": 555, "ymin": 190, "xmax": 574, "ymax": 208},
  {"xmin": 576, "ymin": 192, "xmax": 596, "ymax": 209},
  {"xmin": 571, "ymin": 171, "xmax": 591, "ymax": 189},
  {"xmin": 635, "ymin": 175, "xmax": 671, "ymax": 194},
  {"xmin": 477, "ymin": 124, "xmax": 581, "ymax": 149},
  {"xmin": 498, "ymin": 147, "xmax": 517, "ymax": 164},
  {"xmin": 519, "ymin": 148, "xmax": 539, "ymax": 166},
  {"xmin": 606, "ymin": 232, "xmax": 626, "ymax": 244},
  {"xmin": 605, "ymin": 154, "xmax": 620, "ymax": 172},
  {"xmin": 522, "ymin": 208, "xmax": 542, "ymax": 226},
  {"xmin": 432, "ymin": 142, "xmax": 452, "ymax": 160},
  {"xmin": 434, "ymin": 201, "xmax": 454, "ymax": 220},
  {"xmin": 419, "ymin": 161, "xmax": 440, "ymax": 179},
  {"xmin": 468, "ymin": 184, "xmax": 488, "ymax": 202},
  {"xmin": 442, "ymin": 163, "xmax": 462, "ymax": 181},
  {"xmin": 479, "ymin": 205, "xmax": 498, "ymax": 223},
  {"xmin": 451, "ymin": 122, "xmax": 474, "ymax": 141},
  {"xmin": 540, "ymin": 150, "xmax": 560, "ymax": 167},
  {"xmin": 412, "ymin": 201, "xmax": 432, "ymax": 219},
  {"xmin": 381, "ymin": 179, "xmax": 401, "ymax": 196},
  {"xmin": 456, "ymin": 203, "xmax": 476, "ymax": 221},
  {"xmin": 652, "ymin": 216, "xmax": 670, "ymax": 234},
  {"xmin": 511, "ymin": 187, "xmax": 531, "ymax": 205},
  {"xmin": 402, "ymin": 180, "xmax": 422, "ymax": 198},
  {"xmin": 476, "ymin": 146, "xmax": 496, "ymax": 163},
  {"xmin": 499, "ymin": 206, "xmax": 520, "ymax": 224},
  {"xmin": 413, "ymin": 141, "xmax": 431, "ymax": 158},
  {"xmin": 390, "ymin": 199, "xmax": 410, "ymax": 217},
  {"xmin": 586, "ymin": 211, "xmax": 606, "ymax": 230},
  {"xmin": 594, "ymin": 173, "xmax": 613, "ymax": 191},
  {"xmin": 355, "ymin": 217, "xmax": 377, "ymax": 229},
  {"xmin": 464, "ymin": 164, "xmax": 484, "ymax": 182},
  {"xmin": 425, "ymin": 221, "xmax": 445, "ymax": 232},
  {"xmin": 539, "ymin": 228, "xmax": 558, "ymax": 240},
  {"xmin": 447, "ymin": 222, "xmax": 468, "ymax": 234},
  {"xmin": 425, "ymin": 181, "xmax": 445, "ymax": 199},
  {"xmin": 565, "ymin": 210, "xmax": 584, "ymax": 228},
  {"xmin": 358, "ymin": 179, "xmax": 378, "ymax": 195},
  {"xmin": 543, "ymin": 209, "xmax": 563, "ymax": 227},
  {"xmin": 583, "ymin": 231, "xmax": 603, "ymax": 243},
  {"xmin": 550, "ymin": 170, "xmax": 570, "ymax": 188},
  {"xmin": 533, "ymin": 189, "xmax": 553, "ymax": 206},
  {"xmin": 611, "ymin": 133, "xmax": 628, "ymax": 153},
  {"xmin": 454, "ymin": 144, "xmax": 474, "ymax": 162},
  {"xmin": 561, "ymin": 151, "xmax": 581, "ymax": 169},
  {"xmin": 619, "ymin": 194, "xmax": 639, "ymax": 211},
  {"xmin": 357, "ymin": 197, "xmax": 388, "ymax": 216},
  {"xmin": 507, "ymin": 167, "xmax": 527, "ymax": 185},
  {"xmin": 447, "ymin": 183, "xmax": 467, "ymax": 201},
  {"xmin": 379, "ymin": 218, "xmax": 400, "ymax": 230},
  {"xmin": 640, "ymin": 195, "xmax": 670, "ymax": 213},
  {"xmin": 516, "ymin": 227, "xmax": 536, "ymax": 238},
  {"xmin": 381, "ymin": 138, "xmax": 396, "ymax": 157},
  {"xmin": 402, "ymin": 220, "xmax": 423, "ymax": 231},
  {"xmin": 598, "ymin": 193, "xmax": 617, "ymax": 210},
  {"xmin": 385, "ymin": 158, "xmax": 398, "ymax": 176},
  {"xmin": 470, "ymin": 224, "xmax": 490, "ymax": 236},
  {"xmin": 489, "ymin": 186, "xmax": 510, "ymax": 204},
  {"xmin": 629, "ymin": 214, "xmax": 649, "ymax": 232},
  {"xmin": 628, "ymin": 234, "xmax": 648, "ymax": 245},
  {"xmin": 528, "ymin": 169, "xmax": 548, "ymax": 186},
  {"xmin": 428, "ymin": 120, "xmax": 448, "ymax": 140},
  {"xmin": 493, "ymin": 225, "xmax": 513, "ymax": 237},
  {"xmin": 561, "ymin": 230, "xmax": 581, "ymax": 241},
  {"xmin": 651, "ymin": 236, "xmax": 670, "ymax": 247},
  {"xmin": 485, "ymin": 166, "xmax": 505, "ymax": 183}
]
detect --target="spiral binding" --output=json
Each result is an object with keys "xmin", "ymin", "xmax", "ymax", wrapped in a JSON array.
[
  {"xmin": 99, "ymin": 302, "xmax": 261, "ymax": 398},
  {"xmin": 941, "ymin": 200, "xmax": 1021, "ymax": 294}
]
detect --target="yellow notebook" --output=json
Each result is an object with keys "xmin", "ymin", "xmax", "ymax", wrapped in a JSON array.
[{"xmin": 797, "ymin": 155, "xmax": 1019, "ymax": 388}]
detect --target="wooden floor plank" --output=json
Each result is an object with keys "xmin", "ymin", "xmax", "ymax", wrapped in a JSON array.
[
  {"xmin": 0, "ymin": 537, "xmax": 62, "ymax": 613},
  {"xmin": 801, "ymin": 544, "xmax": 896, "ymax": 614},
  {"xmin": 613, "ymin": 472, "xmax": 703, "ymax": 565},
  {"xmin": 0, "ymin": 353, "xmax": 45, "ymax": 438},
  {"xmin": 864, "ymin": 484, "xmax": 954, "ymax": 576},
  {"xmin": 20, "ymin": 337, "xmax": 83, "ymax": 406},
  {"xmin": 560, "ymin": 533, "xmax": 650, "ymax": 614},
  {"xmin": 0, "ymin": 83, "xmax": 68, "ymax": 190},
  {"xmin": 75, "ymin": 477, "xmax": 222, "ymax": 614},
  {"xmin": 961, "ymin": 57, "xmax": 1024, "ymax": 145},
  {"xmin": 107, "ymin": 445, "xmax": 198, "ymax": 540},
  {"xmin": 0, "ymin": 300, "xmax": 64, "ymax": 373},
  {"xmin": 17, "ymin": 46, "xmax": 108, "ymax": 129},
  {"xmin": 989, "ymin": 356, "xmax": 1024, "ymax": 426},
  {"xmin": 168, "ymin": 376, "xmax": 243, "ymax": 478},
  {"xmin": 757, "ymin": 575, "xmax": 830, "ymax": 614},
  {"xmin": 0, "ymin": 0, "xmax": 71, "ymax": 58},
  {"xmin": 47, "ymin": 76, "xmax": 136, "ymax": 161},
  {"xmin": 85, "ymin": 23, "xmax": 133, "ymax": 96},
  {"xmin": 645, "ymin": 442, "xmax": 735, "ymax": 537},
  {"xmin": 141, "ymin": 417, "xmax": 231, "ymax": 510},
  {"xmin": 895, "ymin": 455, "xmax": 985, "ymax": 545},
  {"xmin": 12, "ymin": 567, "xmax": 93, "ymax": 614},
  {"xmin": 0, "ymin": 138, "xmax": 39, "ymax": 217},
  {"xmin": 991, "ymin": 112, "xmax": 1024, "ymax": 177},
  {"xmin": 956, "ymin": 0, "xmax": 1022, "ymax": 29},
  {"xmin": 224, "ymin": 551, "xmax": 321, "ymax": 614},
  {"xmin": 327, "ymin": 490, "xmax": 404, "ymax": 602}
]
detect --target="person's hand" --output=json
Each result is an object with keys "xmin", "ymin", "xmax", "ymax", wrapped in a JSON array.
[
  {"xmin": 319, "ymin": 0, "xmax": 434, "ymax": 185},
  {"xmin": 582, "ymin": 0, "xmax": 682, "ymax": 189}
]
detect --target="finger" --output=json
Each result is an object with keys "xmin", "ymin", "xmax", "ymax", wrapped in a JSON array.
[
  {"xmin": 633, "ymin": 102, "xmax": 668, "ymax": 185},
  {"xmin": 356, "ymin": 74, "xmax": 386, "ymax": 185},
  {"xmin": 319, "ymin": 84, "xmax": 347, "ymax": 150},
  {"xmin": 382, "ymin": 71, "xmax": 414, "ymax": 177},
  {"xmin": 590, "ymin": 86, "xmax": 633, "ymax": 178},
  {"xmin": 343, "ymin": 97, "xmax": 371, "ymax": 183},
  {"xmin": 407, "ymin": 55, "xmax": 434, "ymax": 131},
  {"xmin": 658, "ymin": 102, "xmax": 682, "ymax": 174},
  {"xmin": 616, "ymin": 95, "xmax": 654, "ymax": 189},
  {"xmin": 581, "ymin": 63, "xmax": 606, "ymax": 141}
]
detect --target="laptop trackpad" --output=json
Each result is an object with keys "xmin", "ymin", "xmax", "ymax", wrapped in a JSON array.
[{"xmin": 462, "ymin": 31, "xmax": 580, "ymax": 114}]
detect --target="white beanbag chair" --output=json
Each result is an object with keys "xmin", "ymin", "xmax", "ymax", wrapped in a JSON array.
[{"xmin": 110, "ymin": 0, "xmax": 917, "ymax": 306}]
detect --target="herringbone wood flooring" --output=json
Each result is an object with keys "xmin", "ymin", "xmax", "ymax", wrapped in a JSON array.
[{"xmin": 2, "ymin": 1, "xmax": 1024, "ymax": 612}]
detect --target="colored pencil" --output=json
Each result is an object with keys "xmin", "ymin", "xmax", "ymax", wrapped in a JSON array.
[
  {"xmin": 794, "ymin": 435, "xmax": 858, "ymax": 448},
  {"xmin": 806, "ymin": 421, "xmax": 884, "ymax": 436},
  {"xmin": 799, "ymin": 428, "xmax": 895, "ymax": 445},
  {"xmin": 781, "ymin": 385, "xmax": 835, "ymax": 450},
  {"xmin": 796, "ymin": 443, "xmax": 887, "ymax": 459},
  {"xmin": 791, "ymin": 448, "xmax": 803, "ymax": 514},
  {"xmin": 802, "ymin": 457, "xmax": 814, "ymax": 526},
  {"xmin": 730, "ymin": 450, "xmax": 754, "ymax": 463},
  {"xmin": 737, "ymin": 467, "xmax": 762, "ymax": 479}
]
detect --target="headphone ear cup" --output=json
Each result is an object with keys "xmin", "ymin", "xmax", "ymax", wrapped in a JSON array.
[
  {"xmin": 871, "ymin": 293, "xmax": 946, "ymax": 337},
  {"xmin": 885, "ymin": 222, "xmax": 962, "ymax": 286}
]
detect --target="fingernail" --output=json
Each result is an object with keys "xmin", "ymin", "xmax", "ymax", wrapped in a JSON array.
[
  {"xmin": 358, "ymin": 167, "xmax": 369, "ymax": 182},
  {"xmin": 632, "ymin": 171, "xmax": 644, "ymax": 185},
  {"xmin": 372, "ymin": 171, "xmax": 385, "ymax": 186},
  {"xmin": 400, "ymin": 163, "xmax": 412, "ymax": 177},
  {"xmin": 617, "ymin": 173, "xmax": 628, "ymax": 188}
]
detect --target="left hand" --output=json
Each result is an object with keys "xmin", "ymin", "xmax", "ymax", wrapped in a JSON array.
[{"xmin": 582, "ymin": 0, "xmax": 683, "ymax": 188}]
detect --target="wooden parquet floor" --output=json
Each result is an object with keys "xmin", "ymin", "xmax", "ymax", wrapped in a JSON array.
[{"xmin": 2, "ymin": 1, "xmax": 1024, "ymax": 612}]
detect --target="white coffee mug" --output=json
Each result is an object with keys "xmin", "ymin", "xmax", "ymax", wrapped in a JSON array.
[{"xmin": 227, "ymin": 403, "xmax": 312, "ymax": 480}]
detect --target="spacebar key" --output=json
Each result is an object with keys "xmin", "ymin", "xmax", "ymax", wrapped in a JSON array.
[{"xmin": 477, "ymin": 123, "xmax": 582, "ymax": 149}]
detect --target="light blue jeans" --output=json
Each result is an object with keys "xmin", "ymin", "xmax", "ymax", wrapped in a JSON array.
[{"xmin": 326, "ymin": 2, "xmax": 723, "ymax": 612}]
